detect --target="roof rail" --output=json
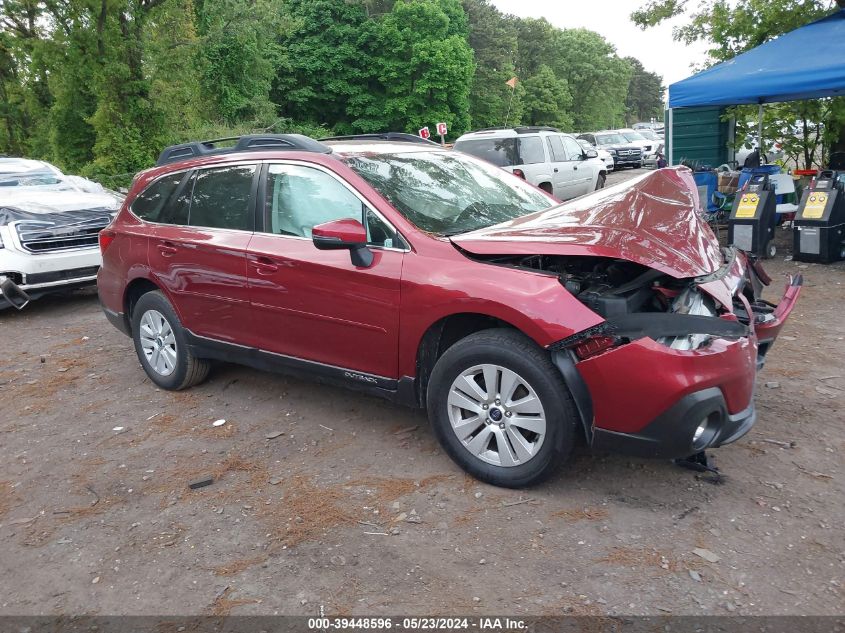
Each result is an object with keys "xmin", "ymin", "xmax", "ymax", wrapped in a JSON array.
[
  {"xmin": 155, "ymin": 134, "xmax": 332, "ymax": 166},
  {"xmin": 513, "ymin": 126, "xmax": 560, "ymax": 134},
  {"xmin": 469, "ymin": 126, "xmax": 561, "ymax": 135},
  {"xmin": 319, "ymin": 132, "xmax": 439, "ymax": 146}
]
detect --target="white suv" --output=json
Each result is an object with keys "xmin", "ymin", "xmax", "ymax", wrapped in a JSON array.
[
  {"xmin": 453, "ymin": 127, "xmax": 606, "ymax": 200},
  {"xmin": 0, "ymin": 158, "xmax": 123, "ymax": 310}
]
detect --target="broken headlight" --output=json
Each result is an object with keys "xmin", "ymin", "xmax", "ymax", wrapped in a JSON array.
[{"xmin": 657, "ymin": 288, "xmax": 717, "ymax": 351}]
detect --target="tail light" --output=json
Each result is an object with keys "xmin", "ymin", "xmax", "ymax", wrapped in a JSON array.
[
  {"xmin": 512, "ymin": 169, "xmax": 526, "ymax": 180},
  {"xmin": 99, "ymin": 229, "xmax": 116, "ymax": 255},
  {"xmin": 572, "ymin": 336, "xmax": 618, "ymax": 360}
]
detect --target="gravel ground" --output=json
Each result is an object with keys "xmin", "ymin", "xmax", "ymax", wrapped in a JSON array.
[{"xmin": 1, "ymin": 169, "xmax": 843, "ymax": 617}]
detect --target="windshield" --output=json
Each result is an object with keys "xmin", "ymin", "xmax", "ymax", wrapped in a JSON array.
[
  {"xmin": 595, "ymin": 133, "xmax": 627, "ymax": 145},
  {"xmin": 344, "ymin": 151, "xmax": 554, "ymax": 236},
  {"xmin": 0, "ymin": 169, "xmax": 63, "ymax": 188},
  {"xmin": 622, "ymin": 131, "xmax": 646, "ymax": 141},
  {"xmin": 639, "ymin": 130, "xmax": 659, "ymax": 140}
]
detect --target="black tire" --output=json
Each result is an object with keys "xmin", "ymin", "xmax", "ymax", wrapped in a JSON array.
[
  {"xmin": 539, "ymin": 182, "xmax": 553, "ymax": 195},
  {"xmin": 131, "ymin": 290, "xmax": 210, "ymax": 390},
  {"xmin": 595, "ymin": 172, "xmax": 607, "ymax": 190},
  {"xmin": 765, "ymin": 240, "xmax": 777, "ymax": 259},
  {"xmin": 426, "ymin": 329, "xmax": 578, "ymax": 488}
]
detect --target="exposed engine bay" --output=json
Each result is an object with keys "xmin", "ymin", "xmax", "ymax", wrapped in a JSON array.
[{"xmin": 473, "ymin": 253, "xmax": 753, "ymax": 355}]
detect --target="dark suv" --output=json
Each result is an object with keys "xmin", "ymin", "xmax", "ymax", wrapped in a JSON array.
[
  {"xmin": 577, "ymin": 132, "xmax": 643, "ymax": 169},
  {"xmin": 98, "ymin": 134, "xmax": 801, "ymax": 487}
]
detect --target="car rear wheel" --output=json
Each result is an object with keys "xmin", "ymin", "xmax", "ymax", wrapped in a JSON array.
[
  {"xmin": 426, "ymin": 329, "xmax": 577, "ymax": 487},
  {"xmin": 132, "ymin": 290, "xmax": 210, "ymax": 390}
]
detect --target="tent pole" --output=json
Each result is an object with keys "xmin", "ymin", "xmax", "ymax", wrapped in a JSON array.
[
  {"xmin": 667, "ymin": 108, "xmax": 674, "ymax": 166},
  {"xmin": 758, "ymin": 103, "xmax": 764, "ymax": 158}
]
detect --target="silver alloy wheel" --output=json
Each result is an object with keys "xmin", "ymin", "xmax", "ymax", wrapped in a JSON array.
[
  {"xmin": 447, "ymin": 363, "xmax": 547, "ymax": 468},
  {"xmin": 139, "ymin": 309, "xmax": 178, "ymax": 377}
]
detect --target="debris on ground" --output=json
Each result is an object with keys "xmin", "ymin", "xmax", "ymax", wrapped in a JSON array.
[
  {"xmin": 692, "ymin": 548, "xmax": 721, "ymax": 563},
  {"xmin": 189, "ymin": 476, "xmax": 215, "ymax": 490}
]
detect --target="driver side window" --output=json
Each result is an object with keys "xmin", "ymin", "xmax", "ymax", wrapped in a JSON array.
[{"xmin": 265, "ymin": 164, "xmax": 399, "ymax": 247}]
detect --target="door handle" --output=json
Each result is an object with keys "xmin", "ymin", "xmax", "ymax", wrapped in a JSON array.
[
  {"xmin": 554, "ymin": 168, "xmax": 559, "ymax": 173},
  {"xmin": 253, "ymin": 256, "xmax": 279, "ymax": 274},
  {"xmin": 157, "ymin": 241, "xmax": 178, "ymax": 257}
]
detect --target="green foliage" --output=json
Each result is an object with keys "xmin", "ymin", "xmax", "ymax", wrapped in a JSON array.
[
  {"xmin": 624, "ymin": 57, "xmax": 665, "ymax": 125},
  {"xmin": 372, "ymin": 0, "xmax": 475, "ymax": 134},
  {"xmin": 461, "ymin": 0, "xmax": 521, "ymax": 129},
  {"xmin": 1, "ymin": 0, "xmax": 651, "ymax": 178},
  {"xmin": 197, "ymin": 0, "xmax": 281, "ymax": 124},
  {"xmin": 550, "ymin": 29, "xmax": 632, "ymax": 131},
  {"xmin": 520, "ymin": 65, "xmax": 572, "ymax": 129}
]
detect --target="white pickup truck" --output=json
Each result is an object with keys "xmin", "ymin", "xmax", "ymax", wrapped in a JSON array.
[{"xmin": 0, "ymin": 158, "xmax": 123, "ymax": 309}]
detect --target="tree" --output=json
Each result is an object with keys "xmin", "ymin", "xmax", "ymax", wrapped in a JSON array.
[
  {"xmin": 372, "ymin": 0, "xmax": 475, "ymax": 135},
  {"xmin": 462, "ymin": 0, "xmax": 521, "ymax": 129},
  {"xmin": 274, "ymin": 0, "xmax": 378, "ymax": 133},
  {"xmin": 632, "ymin": 0, "xmax": 845, "ymax": 167},
  {"xmin": 549, "ymin": 29, "xmax": 632, "ymax": 131},
  {"xmin": 624, "ymin": 56, "xmax": 664, "ymax": 125},
  {"xmin": 196, "ymin": 0, "xmax": 281, "ymax": 125},
  {"xmin": 520, "ymin": 65, "xmax": 571, "ymax": 129}
]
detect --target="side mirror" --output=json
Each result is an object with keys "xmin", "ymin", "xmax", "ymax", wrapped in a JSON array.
[
  {"xmin": 312, "ymin": 218, "xmax": 373, "ymax": 268},
  {"xmin": 584, "ymin": 149, "xmax": 598, "ymax": 159}
]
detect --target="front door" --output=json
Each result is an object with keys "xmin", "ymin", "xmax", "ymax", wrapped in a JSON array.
[
  {"xmin": 546, "ymin": 135, "xmax": 577, "ymax": 200},
  {"xmin": 246, "ymin": 163, "xmax": 404, "ymax": 379},
  {"xmin": 149, "ymin": 163, "xmax": 257, "ymax": 344},
  {"xmin": 561, "ymin": 135, "xmax": 593, "ymax": 195}
]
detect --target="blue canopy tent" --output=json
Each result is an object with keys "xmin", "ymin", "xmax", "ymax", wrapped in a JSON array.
[{"xmin": 666, "ymin": 9, "xmax": 845, "ymax": 165}]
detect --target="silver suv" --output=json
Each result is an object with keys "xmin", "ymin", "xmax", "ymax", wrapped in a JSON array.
[{"xmin": 454, "ymin": 127, "xmax": 606, "ymax": 200}]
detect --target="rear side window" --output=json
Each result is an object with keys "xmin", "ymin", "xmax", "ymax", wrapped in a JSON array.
[
  {"xmin": 454, "ymin": 138, "xmax": 519, "ymax": 167},
  {"xmin": 188, "ymin": 165, "xmax": 256, "ymax": 231},
  {"xmin": 517, "ymin": 136, "xmax": 545, "ymax": 165},
  {"xmin": 131, "ymin": 172, "xmax": 184, "ymax": 222}
]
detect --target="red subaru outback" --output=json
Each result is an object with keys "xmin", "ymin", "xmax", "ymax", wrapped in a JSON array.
[{"xmin": 97, "ymin": 134, "xmax": 801, "ymax": 487}]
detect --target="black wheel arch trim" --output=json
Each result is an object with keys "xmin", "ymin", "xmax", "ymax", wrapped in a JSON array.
[{"xmin": 550, "ymin": 351, "xmax": 594, "ymax": 443}]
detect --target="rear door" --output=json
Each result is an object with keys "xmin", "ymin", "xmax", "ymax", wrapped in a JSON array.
[
  {"xmin": 149, "ymin": 163, "xmax": 257, "ymax": 345},
  {"xmin": 546, "ymin": 135, "xmax": 577, "ymax": 200},
  {"xmin": 246, "ymin": 162, "xmax": 404, "ymax": 378}
]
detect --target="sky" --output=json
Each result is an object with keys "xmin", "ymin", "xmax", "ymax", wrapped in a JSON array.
[{"xmin": 489, "ymin": 0, "xmax": 711, "ymax": 88}]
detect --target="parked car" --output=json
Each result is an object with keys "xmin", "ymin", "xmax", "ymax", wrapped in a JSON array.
[
  {"xmin": 616, "ymin": 128, "xmax": 660, "ymax": 163},
  {"xmin": 576, "ymin": 132, "xmax": 643, "ymax": 169},
  {"xmin": 735, "ymin": 137, "xmax": 785, "ymax": 166},
  {"xmin": 642, "ymin": 142, "xmax": 665, "ymax": 168},
  {"xmin": 453, "ymin": 127, "xmax": 607, "ymax": 199},
  {"xmin": 576, "ymin": 138, "xmax": 614, "ymax": 172},
  {"xmin": 0, "ymin": 158, "xmax": 123, "ymax": 310},
  {"xmin": 98, "ymin": 134, "xmax": 801, "ymax": 487}
]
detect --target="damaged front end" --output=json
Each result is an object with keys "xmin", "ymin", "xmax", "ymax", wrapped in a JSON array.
[
  {"xmin": 451, "ymin": 168, "xmax": 802, "ymax": 459},
  {"xmin": 476, "ymin": 249, "xmax": 752, "ymax": 360}
]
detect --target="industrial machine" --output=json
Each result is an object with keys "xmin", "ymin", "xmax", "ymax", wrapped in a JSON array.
[
  {"xmin": 793, "ymin": 170, "xmax": 845, "ymax": 263},
  {"xmin": 728, "ymin": 172, "xmax": 778, "ymax": 258}
]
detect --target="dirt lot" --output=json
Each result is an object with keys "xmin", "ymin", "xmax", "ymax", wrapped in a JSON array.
[{"xmin": 1, "ymin": 172, "xmax": 843, "ymax": 617}]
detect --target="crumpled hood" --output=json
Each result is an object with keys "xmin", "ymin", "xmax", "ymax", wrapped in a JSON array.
[
  {"xmin": 452, "ymin": 167, "xmax": 724, "ymax": 279},
  {"xmin": 0, "ymin": 189, "xmax": 122, "ymax": 217}
]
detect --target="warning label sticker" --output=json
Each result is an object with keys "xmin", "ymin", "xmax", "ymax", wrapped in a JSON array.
[
  {"xmin": 735, "ymin": 194, "xmax": 759, "ymax": 219},
  {"xmin": 803, "ymin": 193, "xmax": 828, "ymax": 219}
]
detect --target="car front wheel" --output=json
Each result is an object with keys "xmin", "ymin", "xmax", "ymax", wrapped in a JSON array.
[
  {"xmin": 132, "ymin": 290, "xmax": 210, "ymax": 390},
  {"xmin": 426, "ymin": 329, "xmax": 578, "ymax": 487},
  {"xmin": 596, "ymin": 173, "xmax": 607, "ymax": 190}
]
